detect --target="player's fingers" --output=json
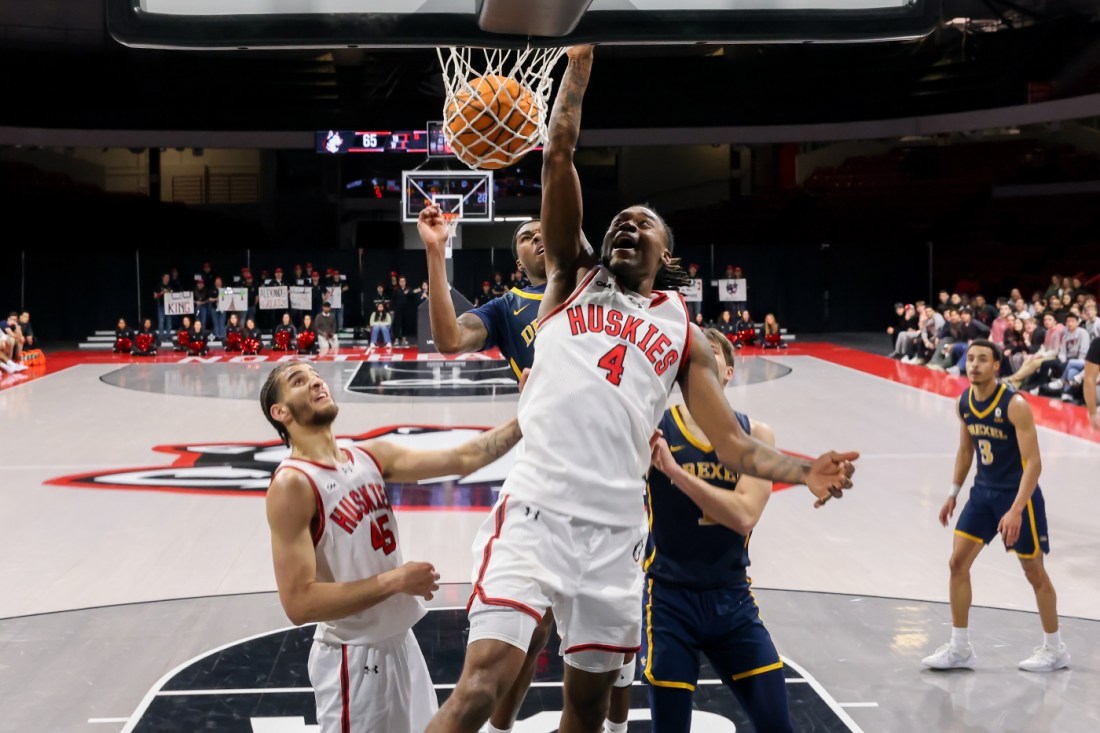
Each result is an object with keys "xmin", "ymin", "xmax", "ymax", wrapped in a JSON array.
[
  {"xmin": 814, "ymin": 495, "xmax": 829, "ymax": 509},
  {"xmin": 829, "ymin": 450, "xmax": 861, "ymax": 463}
]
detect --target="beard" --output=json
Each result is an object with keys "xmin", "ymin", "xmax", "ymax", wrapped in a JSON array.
[{"xmin": 288, "ymin": 400, "xmax": 339, "ymax": 429}]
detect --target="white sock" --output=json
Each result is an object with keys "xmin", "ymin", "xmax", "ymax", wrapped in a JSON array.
[
  {"xmin": 485, "ymin": 724, "xmax": 511, "ymax": 733},
  {"xmin": 1044, "ymin": 630, "xmax": 1062, "ymax": 649},
  {"xmin": 604, "ymin": 721, "xmax": 629, "ymax": 733},
  {"xmin": 951, "ymin": 627, "xmax": 970, "ymax": 649}
]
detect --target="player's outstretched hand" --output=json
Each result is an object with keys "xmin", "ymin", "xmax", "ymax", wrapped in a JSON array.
[
  {"xmin": 806, "ymin": 450, "xmax": 859, "ymax": 508},
  {"xmin": 998, "ymin": 509, "xmax": 1023, "ymax": 548},
  {"xmin": 649, "ymin": 434, "xmax": 678, "ymax": 478},
  {"xmin": 395, "ymin": 561, "xmax": 441, "ymax": 601},
  {"xmin": 938, "ymin": 496, "xmax": 957, "ymax": 527},
  {"xmin": 417, "ymin": 204, "xmax": 450, "ymax": 255}
]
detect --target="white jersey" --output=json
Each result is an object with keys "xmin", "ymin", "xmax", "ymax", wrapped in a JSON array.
[
  {"xmin": 504, "ymin": 265, "xmax": 691, "ymax": 528},
  {"xmin": 275, "ymin": 447, "xmax": 425, "ymax": 646}
]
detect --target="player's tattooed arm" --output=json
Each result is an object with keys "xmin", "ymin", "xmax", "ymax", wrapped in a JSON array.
[
  {"xmin": 360, "ymin": 418, "xmax": 522, "ymax": 483},
  {"xmin": 540, "ymin": 45, "xmax": 597, "ymax": 319},
  {"xmin": 678, "ymin": 324, "xmax": 858, "ymax": 507}
]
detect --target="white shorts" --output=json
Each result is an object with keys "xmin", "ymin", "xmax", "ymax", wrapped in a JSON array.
[
  {"xmin": 467, "ymin": 495, "xmax": 645, "ymax": 672},
  {"xmin": 308, "ymin": 628, "xmax": 437, "ymax": 733}
]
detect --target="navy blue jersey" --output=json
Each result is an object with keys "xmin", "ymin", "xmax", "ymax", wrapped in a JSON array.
[
  {"xmin": 467, "ymin": 284, "xmax": 544, "ymax": 379},
  {"xmin": 645, "ymin": 405, "xmax": 753, "ymax": 590},
  {"xmin": 958, "ymin": 383, "xmax": 1026, "ymax": 492}
]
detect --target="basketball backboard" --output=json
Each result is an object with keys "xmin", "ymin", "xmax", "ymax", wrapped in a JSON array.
[
  {"xmin": 109, "ymin": 0, "xmax": 936, "ymax": 50},
  {"xmin": 402, "ymin": 170, "xmax": 493, "ymax": 224}
]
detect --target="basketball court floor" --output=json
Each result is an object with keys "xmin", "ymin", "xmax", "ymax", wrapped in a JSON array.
[{"xmin": 2, "ymin": 342, "xmax": 1097, "ymax": 733}]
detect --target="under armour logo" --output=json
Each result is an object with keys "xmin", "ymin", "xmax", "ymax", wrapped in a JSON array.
[
  {"xmin": 524, "ymin": 506, "xmax": 540, "ymax": 521},
  {"xmin": 363, "ymin": 664, "xmax": 380, "ymax": 674}
]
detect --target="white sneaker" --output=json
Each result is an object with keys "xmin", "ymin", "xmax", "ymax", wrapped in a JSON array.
[
  {"xmin": 946, "ymin": 366, "xmax": 961, "ymax": 376},
  {"xmin": 0, "ymin": 361, "xmax": 16, "ymax": 374},
  {"xmin": 901, "ymin": 356, "xmax": 913, "ymax": 364},
  {"xmin": 1047, "ymin": 379, "xmax": 1063, "ymax": 390},
  {"xmin": 1018, "ymin": 644, "xmax": 1070, "ymax": 672},
  {"xmin": 922, "ymin": 643, "xmax": 976, "ymax": 670}
]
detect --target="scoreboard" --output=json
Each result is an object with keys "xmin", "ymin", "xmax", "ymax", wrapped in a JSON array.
[{"xmin": 317, "ymin": 125, "xmax": 454, "ymax": 156}]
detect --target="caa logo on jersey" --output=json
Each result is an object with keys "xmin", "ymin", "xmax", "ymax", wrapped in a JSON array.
[{"xmin": 45, "ymin": 425, "xmax": 514, "ymax": 505}]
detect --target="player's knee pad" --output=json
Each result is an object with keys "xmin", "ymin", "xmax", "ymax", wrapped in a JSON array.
[
  {"xmin": 614, "ymin": 657, "xmax": 636, "ymax": 687},
  {"xmin": 564, "ymin": 649, "xmax": 625, "ymax": 674},
  {"xmin": 466, "ymin": 604, "xmax": 538, "ymax": 654}
]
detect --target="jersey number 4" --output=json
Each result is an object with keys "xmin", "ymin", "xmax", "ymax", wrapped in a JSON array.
[
  {"xmin": 371, "ymin": 515, "xmax": 396, "ymax": 555},
  {"xmin": 598, "ymin": 344, "xmax": 628, "ymax": 386}
]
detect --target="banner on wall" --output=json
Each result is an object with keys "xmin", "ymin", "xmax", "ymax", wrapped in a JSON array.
[
  {"xmin": 324, "ymin": 287, "xmax": 342, "ymax": 310},
  {"xmin": 289, "ymin": 287, "xmax": 313, "ymax": 311},
  {"xmin": 217, "ymin": 288, "xmax": 250, "ymax": 312},
  {"xmin": 718, "ymin": 278, "xmax": 747, "ymax": 303},
  {"xmin": 259, "ymin": 286, "xmax": 289, "ymax": 310},
  {"xmin": 165, "ymin": 291, "xmax": 195, "ymax": 316},
  {"xmin": 680, "ymin": 279, "xmax": 702, "ymax": 303}
]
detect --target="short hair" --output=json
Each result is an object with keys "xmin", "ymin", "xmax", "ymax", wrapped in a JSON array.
[
  {"xmin": 1066, "ymin": 312, "xmax": 1080, "ymax": 321},
  {"xmin": 511, "ymin": 217, "xmax": 539, "ymax": 260},
  {"xmin": 260, "ymin": 363, "xmax": 297, "ymax": 447},
  {"xmin": 703, "ymin": 327, "xmax": 736, "ymax": 369},
  {"xmin": 968, "ymin": 339, "xmax": 1002, "ymax": 363}
]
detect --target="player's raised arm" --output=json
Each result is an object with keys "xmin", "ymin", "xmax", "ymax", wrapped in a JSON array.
[
  {"xmin": 266, "ymin": 468, "xmax": 439, "ymax": 625},
  {"xmin": 418, "ymin": 204, "xmax": 490, "ymax": 353},
  {"xmin": 650, "ymin": 420, "xmax": 777, "ymax": 534},
  {"xmin": 540, "ymin": 45, "xmax": 597, "ymax": 317},
  {"xmin": 360, "ymin": 418, "xmax": 522, "ymax": 484},
  {"xmin": 677, "ymin": 325, "xmax": 858, "ymax": 506}
]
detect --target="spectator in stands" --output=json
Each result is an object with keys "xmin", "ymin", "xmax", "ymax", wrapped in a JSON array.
[
  {"xmin": 241, "ymin": 318, "xmax": 262, "ymax": 355},
  {"xmin": 224, "ymin": 313, "xmax": 243, "ymax": 352},
  {"xmin": 1013, "ymin": 297, "xmax": 1029, "ymax": 317},
  {"xmin": 990, "ymin": 303, "xmax": 1013, "ymax": 346},
  {"xmin": 886, "ymin": 302, "xmax": 907, "ymax": 350},
  {"xmin": 1070, "ymin": 276, "xmax": 1086, "ymax": 300},
  {"xmin": 297, "ymin": 314, "xmax": 319, "ymax": 355},
  {"xmin": 391, "ymin": 276, "xmax": 412, "ymax": 347},
  {"xmin": 419, "ymin": 280, "xmax": 430, "ymax": 310},
  {"xmin": 972, "ymin": 294, "xmax": 996, "ymax": 326},
  {"xmin": 1040, "ymin": 312, "xmax": 1091, "ymax": 395},
  {"xmin": 763, "ymin": 313, "xmax": 786, "ymax": 349},
  {"xmin": 133, "ymin": 318, "xmax": 158, "ymax": 356},
  {"xmin": 1061, "ymin": 292, "xmax": 1074, "ymax": 313},
  {"xmin": 1002, "ymin": 313, "xmax": 1031, "ymax": 374},
  {"xmin": 0, "ymin": 318, "xmax": 26, "ymax": 373},
  {"xmin": 369, "ymin": 303, "xmax": 393, "ymax": 348},
  {"xmin": 304, "ymin": 262, "xmax": 316, "ymax": 283},
  {"xmin": 472, "ymin": 281, "xmax": 494, "ymax": 308},
  {"xmin": 168, "ymin": 266, "xmax": 182, "ymax": 291},
  {"xmin": 1043, "ymin": 274, "xmax": 1061, "ymax": 301},
  {"xmin": 508, "ymin": 269, "xmax": 526, "ymax": 291},
  {"xmin": 692, "ymin": 312, "xmax": 709, "ymax": 331},
  {"xmin": 187, "ymin": 319, "xmax": 211, "ymax": 356},
  {"xmin": 403, "ymin": 277, "xmax": 421, "ymax": 346},
  {"xmin": 1060, "ymin": 276, "xmax": 1074, "ymax": 299},
  {"xmin": 490, "ymin": 272, "xmax": 508, "ymax": 299},
  {"xmin": 927, "ymin": 308, "xmax": 962, "ymax": 371},
  {"xmin": 1047, "ymin": 296, "xmax": 1065, "ymax": 324},
  {"xmin": 270, "ymin": 268, "xmax": 288, "ymax": 289},
  {"xmin": 736, "ymin": 310, "xmax": 757, "ymax": 347},
  {"xmin": 194, "ymin": 279, "xmax": 213, "ymax": 332},
  {"xmin": 17, "ymin": 311, "xmax": 34, "ymax": 350},
  {"xmin": 1009, "ymin": 288, "xmax": 1023, "ymax": 303},
  {"xmin": 888, "ymin": 304, "xmax": 920, "ymax": 358},
  {"xmin": 388, "ymin": 272, "xmax": 399, "ymax": 295},
  {"xmin": 210, "ymin": 276, "xmax": 227, "ymax": 340},
  {"xmin": 1083, "ymin": 337, "xmax": 1100, "ymax": 429},
  {"xmin": 273, "ymin": 312, "xmax": 297, "ymax": 351},
  {"xmin": 715, "ymin": 310, "xmax": 737, "ymax": 341},
  {"xmin": 198, "ymin": 261, "xmax": 216, "ymax": 288},
  {"xmin": 174, "ymin": 316, "xmax": 193, "ymax": 352},
  {"xmin": 242, "ymin": 271, "xmax": 258, "ymax": 325},
  {"xmin": 935, "ymin": 290, "xmax": 951, "ymax": 314},
  {"xmin": 330, "ymin": 269, "xmax": 349, "ymax": 330},
  {"xmin": 944, "ymin": 308, "xmax": 991, "ymax": 375},
  {"xmin": 3, "ymin": 313, "xmax": 25, "ymax": 362},
  {"xmin": 1083, "ymin": 303, "xmax": 1100, "ymax": 341},
  {"xmin": 909, "ymin": 306, "xmax": 940, "ymax": 364},
  {"xmin": 292, "ymin": 263, "xmax": 306, "ymax": 285},
  {"xmin": 373, "ymin": 284, "xmax": 390, "ymax": 312},
  {"xmin": 154, "ymin": 273, "xmax": 173, "ymax": 335},
  {"xmin": 1006, "ymin": 313, "xmax": 1063, "ymax": 388},
  {"xmin": 309, "ymin": 270, "xmax": 325, "ymax": 319},
  {"xmin": 949, "ymin": 293, "xmax": 964, "ymax": 311},
  {"xmin": 113, "ymin": 318, "xmax": 134, "ymax": 354},
  {"xmin": 315, "ymin": 301, "xmax": 339, "ymax": 353}
]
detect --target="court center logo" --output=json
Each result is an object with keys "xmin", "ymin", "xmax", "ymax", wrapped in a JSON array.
[{"xmin": 45, "ymin": 425, "xmax": 512, "ymax": 505}]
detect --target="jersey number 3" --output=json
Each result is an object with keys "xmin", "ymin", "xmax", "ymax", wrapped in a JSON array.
[
  {"xmin": 598, "ymin": 344, "xmax": 628, "ymax": 386},
  {"xmin": 977, "ymin": 439, "xmax": 994, "ymax": 466}
]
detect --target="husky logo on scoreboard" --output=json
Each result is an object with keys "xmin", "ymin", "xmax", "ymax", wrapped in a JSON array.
[
  {"xmin": 45, "ymin": 426, "xmax": 512, "ymax": 506},
  {"xmin": 119, "ymin": 609, "xmax": 859, "ymax": 733}
]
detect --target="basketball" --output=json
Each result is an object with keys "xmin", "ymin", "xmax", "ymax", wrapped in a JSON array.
[{"xmin": 445, "ymin": 74, "xmax": 539, "ymax": 170}]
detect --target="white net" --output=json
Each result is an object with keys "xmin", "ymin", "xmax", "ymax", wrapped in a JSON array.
[{"xmin": 437, "ymin": 46, "xmax": 567, "ymax": 171}]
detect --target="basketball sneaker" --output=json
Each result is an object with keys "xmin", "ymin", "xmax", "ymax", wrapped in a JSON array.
[
  {"xmin": 922, "ymin": 643, "xmax": 976, "ymax": 670},
  {"xmin": 1018, "ymin": 643, "xmax": 1070, "ymax": 672}
]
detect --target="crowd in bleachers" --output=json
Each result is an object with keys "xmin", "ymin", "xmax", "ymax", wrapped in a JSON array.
[
  {"xmin": 887, "ymin": 275, "xmax": 1099, "ymax": 404},
  {"xmin": 1, "ymin": 311, "xmax": 33, "ymax": 374}
]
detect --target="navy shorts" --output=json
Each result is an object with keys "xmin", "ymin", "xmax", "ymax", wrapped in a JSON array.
[
  {"xmin": 641, "ymin": 577, "xmax": 782, "ymax": 690},
  {"xmin": 956, "ymin": 485, "xmax": 1049, "ymax": 558}
]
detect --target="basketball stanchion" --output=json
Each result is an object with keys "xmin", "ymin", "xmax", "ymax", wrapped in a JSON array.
[{"xmin": 437, "ymin": 46, "xmax": 567, "ymax": 170}]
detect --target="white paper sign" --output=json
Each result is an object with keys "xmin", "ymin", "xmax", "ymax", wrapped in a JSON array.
[
  {"xmin": 217, "ymin": 288, "xmax": 250, "ymax": 312},
  {"xmin": 680, "ymin": 278, "xmax": 702, "ymax": 303},
  {"xmin": 165, "ymin": 291, "xmax": 195, "ymax": 315},
  {"xmin": 289, "ymin": 286, "xmax": 314, "ymax": 311},
  {"xmin": 259, "ymin": 286, "xmax": 289, "ymax": 310},
  {"xmin": 324, "ymin": 287, "xmax": 342, "ymax": 310},
  {"xmin": 718, "ymin": 278, "xmax": 747, "ymax": 303}
]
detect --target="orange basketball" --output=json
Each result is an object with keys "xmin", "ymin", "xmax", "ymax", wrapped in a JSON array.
[{"xmin": 446, "ymin": 75, "xmax": 539, "ymax": 170}]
